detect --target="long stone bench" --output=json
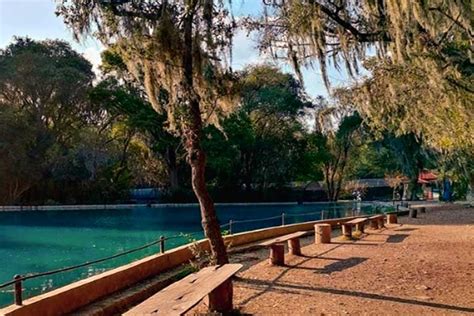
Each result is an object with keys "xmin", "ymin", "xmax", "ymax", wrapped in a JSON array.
[
  {"xmin": 124, "ymin": 264, "xmax": 242, "ymax": 316},
  {"xmin": 259, "ymin": 231, "xmax": 307, "ymax": 265},
  {"xmin": 341, "ymin": 217, "xmax": 368, "ymax": 239}
]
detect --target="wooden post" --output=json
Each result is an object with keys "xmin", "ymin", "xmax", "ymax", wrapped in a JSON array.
[
  {"xmin": 269, "ymin": 244, "xmax": 285, "ymax": 265},
  {"xmin": 208, "ymin": 279, "xmax": 233, "ymax": 313},
  {"xmin": 342, "ymin": 224, "xmax": 352, "ymax": 239},
  {"xmin": 229, "ymin": 220, "xmax": 233, "ymax": 235},
  {"xmin": 288, "ymin": 238, "xmax": 301, "ymax": 256},
  {"xmin": 315, "ymin": 224, "xmax": 331, "ymax": 244},
  {"xmin": 370, "ymin": 218, "xmax": 379, "ymax": 230},
  {"xmin": 387, "ymin": 213, "xmax": 398, "ymax": 224},
  {"xmin": 281, "ymin": 212, "xmax": 285, "ymax": 226},
  {"xmin": 409, "ymin": 208, "xmax": 417, "ymax": 218},
  {"xmin": 355, "ymin": 222, "xmax": 365, "ymax": 234},
  {"xmin": 14, "ymin": 275, "xmax": 22, "ymax": 306},
  {"xmin": 159, "ymin": 236, "xmax": 165, "ymax": 253},
  {"xmin": 377, "ymin": 217, "xmax": 385, "ymax": 228}
]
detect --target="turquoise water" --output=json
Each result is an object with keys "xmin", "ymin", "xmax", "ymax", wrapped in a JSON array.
[{"xmin": 0, "ymin": 202, "xmax": 371, "ymax": 307}]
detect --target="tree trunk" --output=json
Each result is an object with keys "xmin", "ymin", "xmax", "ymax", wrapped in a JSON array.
[
  {"xmin": 187, "ymin": 140, "xmax": 228, "ymax": 264},
  {"xmin": 165, "ymin": 146, "xmax": 179, "ymax": 191},
  {"xmin": 409, "ymin": 177, "xmax": 418, "ymax": 200},
  {"xmin": 324, "ymin": 164, "xmax": 335, "ymax": 201},
  {"xmin": 333, "ymin": 145, "xmax": 350, "ymax": 201},
  {"xmin": 181, "ymin": 5, "xmax": 228, "ymax": 265}
]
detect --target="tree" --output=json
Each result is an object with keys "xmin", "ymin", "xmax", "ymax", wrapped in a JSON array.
[
  {"xmin": 203, "ymin": 65, "xmax": 312, "ymax": 198},
  {"xmin": 320, "ymin": 113, "xmax": 362, "ymax": 201},
  {"xmin": 90, "ymin": 78, "xmax": 182, "ymax": 191},
  {"xmin": 0, "ymin": 107, "xmax": 42, "ymax": 204},
  {"xmin": 250, "ymin": 1, "xmax": 472, "ymax": 151},
  {"xmin": 57, "ymin": 0, "xmax": 237, "ymax": 267},
  {"xmin": 236, "ymin": 65, "xmax": 311, "ymax": 192},
  {"xmin": 335, "ymin": 54, "xmax": 473, "ymax": 198},
  {"xmin": 336, "ymin": 56, "xmax": 473, "ymax": 151},
  {"xmin": 0, "ymin": 37, "xmax": 95, "ymax": 142},
  {"xmin": 253, "ymin": 1, "xmax": 471, "ymax": 84},
  {"xmin": 0, "ymin": 38, "xmax": 99, "ymax": 203}
]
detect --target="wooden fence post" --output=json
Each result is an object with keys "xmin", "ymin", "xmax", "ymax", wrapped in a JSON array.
[
  {"xmin": 159, "ymin": 236, "xmax": 165, "ymax": 253},
  {"xmin": 14, "ymin": 275, "xmax": 22, "ymax": 306}
]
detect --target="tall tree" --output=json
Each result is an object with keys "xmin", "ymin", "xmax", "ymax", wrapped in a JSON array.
[
  {"xmin": 0, "ymin": 107, "xmax": 41, "ymax": 204},
  {"xmin": 57, "ymin": 0, "xmax": 237, "ymax": 268},
  {"xmin": 232, "ymin": 65, "xmax": 311, "ymax": 192},
  {"xmin": 96, "ymin": 48, "xmax": 184, "ymax": 190},
  {"xmin": 90, "ymin": 78, "xmax": 182, "ymax": 191},
  {"xmin": 318, "ymin": 113, "xmax": 362, "ymax": 201},
  {"xmin": 0, "ymin": 37, "xmax": 95, "ymax": 142},
  {"xmin": 0, "ymin": 38, "xmax": 97, "ymax": 203}
]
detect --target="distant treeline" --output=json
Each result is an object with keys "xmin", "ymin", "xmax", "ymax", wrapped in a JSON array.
[{"xmin": 0, "ymin": 38, "xmax": 470, "ymax": 205}]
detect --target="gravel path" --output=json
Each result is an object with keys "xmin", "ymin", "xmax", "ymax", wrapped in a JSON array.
[{"xmin": 194, "ymin": 206, "xmax": 474, "ymax": 315}]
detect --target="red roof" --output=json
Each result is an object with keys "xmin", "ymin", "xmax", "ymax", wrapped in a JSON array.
[{"xmin": 418, "ymin": 170, "xmax": 437, "ymax": 183}]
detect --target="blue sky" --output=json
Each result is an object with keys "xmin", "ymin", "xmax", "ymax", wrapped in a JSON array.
[{"xmin": 0, "ymin": 0, "xmax": 354, "ymax": 98}]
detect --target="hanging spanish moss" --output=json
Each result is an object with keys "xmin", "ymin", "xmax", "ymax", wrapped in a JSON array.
[
  {"xmin": 57, "ymin": 0, "xmax": 237, "ymax": 132},
  {"xmin": 250, "ymin": 0, "xmax": 472, "ymax": 88},
  {"xmin": 248, "ymin": 0, "xmax": 473, "ymax": 152}
]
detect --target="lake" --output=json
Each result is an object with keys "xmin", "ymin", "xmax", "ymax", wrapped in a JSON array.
[{"xmin": 0, "ymin": 202, "xmax": 373, "ymax": 307}]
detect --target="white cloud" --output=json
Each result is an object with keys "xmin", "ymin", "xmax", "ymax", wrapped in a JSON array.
[
  {"xmin": 83, "ymin": 46, "xmax": 104, "ymax": 78},
  {"xmin": 231, "ymin": 29, "xmax": 268, "ymax": 70}
]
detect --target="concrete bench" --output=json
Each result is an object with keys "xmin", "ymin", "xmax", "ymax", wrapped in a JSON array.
[
  {"xmin": 368, "ymin": 214, "xmax": 385, "ymax": 230},
  {"xmin": 259, "ymin": 231, "xmax": 307, "ymax": 265},
  {"xmin": 124, "ymin": 264, "xmax": 242, "ymax": 316},
  {"xmin": 342, "ymin": 217, "xmax": 368, "ymax": 239},
  {"xmin": 414, "ymin": 206, "xmax": 426, "ymax": 213},
  {"xmin": 386, "ymin": 212, "xmax": 398, "ymax": 224},
  {"xmin": 410, "ymin": 205, "xmax": 426, "ymax": 217}
]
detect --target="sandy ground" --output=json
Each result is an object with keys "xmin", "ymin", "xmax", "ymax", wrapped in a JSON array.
[{"xmin": 193, "ymin": 206, "xmax": 474, "ymax": 315}]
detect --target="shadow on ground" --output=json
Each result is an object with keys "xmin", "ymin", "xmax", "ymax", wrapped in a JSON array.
[
  {"xmin": 236, "ymin": 277, "xmax": 474, "ymax": 314},
  {"xmin": 395, "ymin": 228, "xmax": 418, "ymax": 232},
  {"xmin": 386, "ymin": 234, "xmax": 410, "ymax": 243},
  {"xmin": 313, "ymin": 257, "xmax": 368, "ymax": 274}
]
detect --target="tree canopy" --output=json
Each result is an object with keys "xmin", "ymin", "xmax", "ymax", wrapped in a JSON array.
[{"xmin": 251, "ymin": 0, "xmax": 473, "ymax": 153}]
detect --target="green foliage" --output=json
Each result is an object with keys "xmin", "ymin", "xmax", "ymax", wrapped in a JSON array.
[
  {"xmin": 57, "ymin": 0, "xmax": 237, "ymax": 131},
  {"xmin": 203, "ymin": 65, "xmax": 312, "ymax": 193},
  {"xmin": 0, "ymin": 107, "xmax": 42, "ymax": 204},
  {"xmin": 90, "ymin": 61, "xmax": 182, "ymax": 190},
  {"xmin": 0, "ymin": 38, "xmax": 172, "ymax": 204}
]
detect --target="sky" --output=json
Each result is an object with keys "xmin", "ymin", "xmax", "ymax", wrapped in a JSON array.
[{"xmin": 0, "ymin": 0, "xmax": 355, "ymax": 98}]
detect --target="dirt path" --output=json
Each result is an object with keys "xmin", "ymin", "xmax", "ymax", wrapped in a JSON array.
[{"xmin": 198, "ymin": 207, "xmax": 474, "ymax": 315}]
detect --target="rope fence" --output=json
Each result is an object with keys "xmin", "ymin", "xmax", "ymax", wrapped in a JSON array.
[
  {"xmin": 0, "ymin": 203, "xmax": 378, "ymax": 306},
  {"xmin": 0, "ymin": 230, "xmax": 206, "ymax": 305}
]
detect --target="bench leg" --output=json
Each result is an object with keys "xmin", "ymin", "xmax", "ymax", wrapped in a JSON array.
[
  {"xmin": 269, "ymin": 244, "xmax": 285, "ymax": 266},
  {"xmin": 315, "ymin": 224, "xmax": 331, "ymax": 244},
  {"xmin": 377, "ymin": 217, "xmax": 385, "ymax": 228},
  {"xmin": 370, "ymin": 219, "xmax": 379, "ymax": 230},
  {"xmin": 342, "ymin": 224, "xmax": 352, "ymax": 239},
  {"xmin": 355, "ymin": 223, "xmax": 365, "ymax": 234},
  {"xmin": 208, "ymin": 279, "xmax": 233, "ymax": 313},
  {"xmin": 288, "ymin": 238, "xmax": 301, "ymax": 256},
  {"xmin": 387, "ymin": 214, "xmax": 397, "ymax": 224}
]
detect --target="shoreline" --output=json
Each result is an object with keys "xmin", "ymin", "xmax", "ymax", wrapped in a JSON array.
[{"xmin": 0, "ymin": 201, "xmax": 379, "ymax": 212}]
